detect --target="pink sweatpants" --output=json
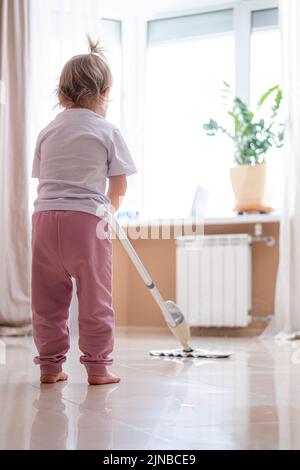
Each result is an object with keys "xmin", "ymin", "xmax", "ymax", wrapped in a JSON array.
[{"xmin": 31, "ymin": 210, "xmax": 114, "ymax": 376}]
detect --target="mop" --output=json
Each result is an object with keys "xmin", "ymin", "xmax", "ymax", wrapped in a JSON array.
[{"xmin": 111, "ymin": 215, "xmax": 232, "ymax": 359}]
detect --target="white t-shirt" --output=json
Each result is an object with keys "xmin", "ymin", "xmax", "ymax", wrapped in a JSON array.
[{"xmin": 32, "ymin": 108, "xmax": 137, "ymax": 217}]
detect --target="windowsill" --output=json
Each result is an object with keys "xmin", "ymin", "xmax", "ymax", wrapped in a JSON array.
[{"xmin": 120, "ymin": 212, "xmax": 281, "ymax": 228}]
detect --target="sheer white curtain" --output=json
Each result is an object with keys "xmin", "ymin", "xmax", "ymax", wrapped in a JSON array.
[
  {"xmin": 0, "ymin": 0, "xmax": 31, "ymax": 335},
  {"xmin": 28, "ymin": 0, "xmax": 107, "ymax": 210},
  {"xmin": 272, "ymin": 0, "xmax": 300, "ymax": 339}
]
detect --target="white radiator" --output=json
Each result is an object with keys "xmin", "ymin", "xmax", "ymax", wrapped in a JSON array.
[{"xmin": 176, "ymin": 234, "xmax": 252, "ymax": 327}]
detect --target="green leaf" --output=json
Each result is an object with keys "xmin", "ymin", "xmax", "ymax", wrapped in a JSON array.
[
  {"xmin": 202, "ymin": 83, "xmax": 285, "ymax": 163},
  {"xmin": 257, "ymin": 84, "xmax": 279, "ymax": 107},
  {"xmin": 271, "ymin": 88, "xmax": 282, "ymax": 119}
]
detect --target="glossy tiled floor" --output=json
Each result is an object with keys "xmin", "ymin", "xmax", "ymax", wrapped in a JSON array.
[{"xmin": 1, "ymin": 329, "xmax": 300, "ymax": 450}]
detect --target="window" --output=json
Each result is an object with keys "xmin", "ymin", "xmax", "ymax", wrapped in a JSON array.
[
  {"xmin": 28, "ymin": 7, "xmax": 122, "ymax": 211},
  {"xmin": 143, "ymin": 2, "xmax": 281, "ymax": 219},
  {"xmin": 29, "ymin": 1, "xmax": 282, "ymax": 220},
  {"xmin": 34, "ymin": 16, "xmax": 122, "ymax": 128},
  {"xmin": 100, "ymin": 18, "xmax": 122, "ymax": 127},
  {"xmin": 250, "ymin": 8, "xmax": 281, "ymax": 107},
  {"xmin": 144, "ymin": 10, "xmax": 235, "ymax": 219}
]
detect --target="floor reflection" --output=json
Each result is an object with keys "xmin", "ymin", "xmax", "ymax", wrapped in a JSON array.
[
  {"xmin": 30, "ymin": 382, "xmax": 118, "ymax": 450},
  {"xmin": 30, "ymin": 383, "xmax": 69, "ymax": 450},
  {"xmin": 76, "ymin": 385, "xmax": 118, "ymax": 450},
  {"xmin": 0, "ymin": 334, "xmax": 300, "ymax": 449}
]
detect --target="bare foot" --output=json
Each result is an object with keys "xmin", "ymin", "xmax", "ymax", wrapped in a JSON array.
[
  {"xmin": 40, "ymin": 372, "xmax": 68, "ymax": 384},
  {"xmin": 88, "ymin": 372, "xmax": 120, "ymax": 385}
]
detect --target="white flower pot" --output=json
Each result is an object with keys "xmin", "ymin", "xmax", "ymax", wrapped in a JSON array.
[{"xmin": 230, "ymin": 163, "xmax": 267, "ymax": 211}]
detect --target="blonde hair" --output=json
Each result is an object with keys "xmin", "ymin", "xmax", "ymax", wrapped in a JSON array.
[{"xmin": 57, "ymin": 35, "xmax": 113, "ymax": 109}]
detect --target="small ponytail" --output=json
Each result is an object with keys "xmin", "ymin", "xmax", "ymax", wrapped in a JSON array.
[{"xmin": 86, "ymin": 34, "xmax": 102, "ymax": 55}]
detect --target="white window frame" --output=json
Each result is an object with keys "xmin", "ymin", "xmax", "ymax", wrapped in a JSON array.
[
  {"xmin": 110, "ymin": 0, "xmax": 279, "ymax": 216},
  {"xmin": 143, "ymin": 0, "xmax": 279, "ymax": 104},
  {"xmin": 121, "ymin": 0, "xmax": 279, "ymax": 215},
  {"xmin": 100, "ymin": 17, "xmax": 123, "ymax": 127},
  {"xmin": 234, "ymin": 0, "xmax": 279, "ymax": 104}
]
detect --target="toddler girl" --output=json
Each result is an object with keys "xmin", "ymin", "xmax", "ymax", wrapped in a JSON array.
[{"xmin": 31, "ymin": 36, "xmax": 137, "ymax": 385}]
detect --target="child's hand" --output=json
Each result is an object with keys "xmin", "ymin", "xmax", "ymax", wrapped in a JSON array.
[{"xmin": 107, "ymin": 175, "xmax": 127, "ymax": 213}]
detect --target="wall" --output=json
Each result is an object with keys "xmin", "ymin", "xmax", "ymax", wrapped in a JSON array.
[
  {"xmin": 99, "ymin": 0, "xmax": 242, "ymax": 19},
  {"xmin": 112, "ymin": 221, "xmax": 280, "ymax": 336}
]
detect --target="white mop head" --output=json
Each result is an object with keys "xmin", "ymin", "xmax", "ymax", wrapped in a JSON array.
[
  {"xmin": 150, "ymin": 301, "xmax": 232, "ymax": 358},
  {"xmin": 149, "ymin": 348, "xmax": 232, "ymax": 358}
]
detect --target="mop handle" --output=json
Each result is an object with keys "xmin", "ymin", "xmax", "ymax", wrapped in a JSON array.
[
  {"xmin": 112, "ymin": 218, "xmax": 153, "ymax": 286},
  {"xmin": 111, "ymin": 215, "xmax": 176, "ymax": 327}
]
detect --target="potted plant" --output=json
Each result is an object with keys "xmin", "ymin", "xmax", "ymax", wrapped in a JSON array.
[{"xmin": 203, "ymin": 82, "xmax": 284, "ymax": 213}]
